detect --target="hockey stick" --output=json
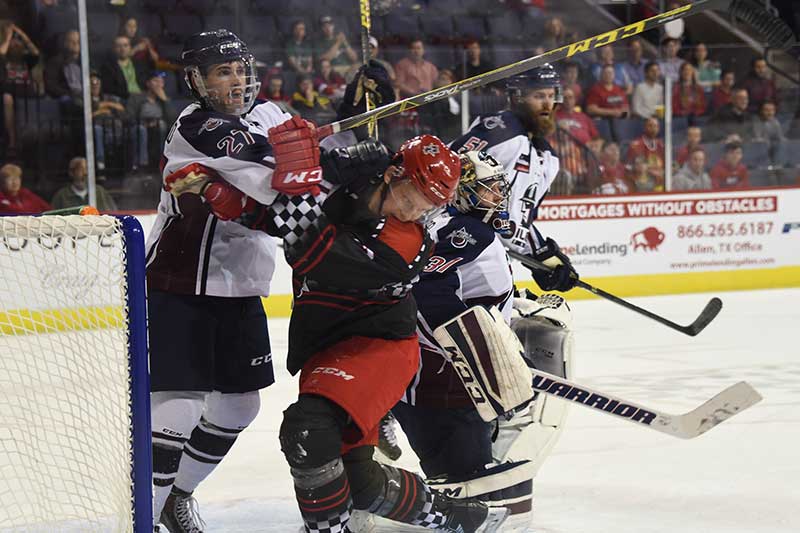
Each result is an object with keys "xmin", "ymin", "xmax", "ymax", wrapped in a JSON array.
[
  {"xmin": 530, "ymin": 368, "xmax": 761, "ymax": 439},
  {"xmin": 316, "ymin": 0, "xmax": 795, "ymax": 138},
  {"xmin": 508, "ymin": 249, "xmax": 722, "ymax": 336},
  {"xmin": 357, "ymin": 0, "xmax": 378, "ymax": 138}
]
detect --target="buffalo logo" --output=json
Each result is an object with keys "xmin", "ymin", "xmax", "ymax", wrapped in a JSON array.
[
  {"xmin": 630, "ymin": 226, "xmax": 665, "ymax": 251},
  {"xmin": 422, "ymin": 143, "xmax": 440, "ymax": 156},
  {"xmin": 447, "ymin": 227, "xmax": 477, "ymax": 249}
]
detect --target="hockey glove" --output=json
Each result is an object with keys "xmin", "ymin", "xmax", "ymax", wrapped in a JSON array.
[
  {"xmin": 321, "ymin": 139, "xmax": 391, "ymax": 186},
  {"xmin": 164, "ymin": 163, "xmax": 248, "ymax": 221},
  {"xmin": 337, "ymin": 60, "xmax": 395, "ymax": 121},
  {"xmin": 268, "ymin": 116, "xmax": 323, "ymax": 196},
  {"xmin": 528, "ymin": 238, "xmax": 579, "ymax": 292}
]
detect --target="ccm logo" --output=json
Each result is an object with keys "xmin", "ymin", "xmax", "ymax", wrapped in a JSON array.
[
  {"xmin": 312, "ymin": 367, "xmax": 355, "ymax": 381},
  {"xmin": 250, "ymin": 354, "xmax": 272, "ymax": 366},
  {"xmin": 283, "ymin": 169, "xmax": 322, "ymax": 184},
  {"xmin": 782, "ymin": 222, "xmax": 800, "ymax": 234}
]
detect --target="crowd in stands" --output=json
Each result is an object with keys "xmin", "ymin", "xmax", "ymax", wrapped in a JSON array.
[{"xmin": 1, "ymin": 0, "xmax": 799, "ymax": 214}]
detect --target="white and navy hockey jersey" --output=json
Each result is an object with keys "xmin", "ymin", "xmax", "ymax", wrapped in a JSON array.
[
  {"xmin": 405, "ymin": 213, "xmax": 514, "ymax": 408},
  {"xmin": 145, "ymin": 100, "xmax": 291, "ymax": 297},
  {"xmin": 449, "ymin": 110, "xmax": 560, "ymax": 255}
]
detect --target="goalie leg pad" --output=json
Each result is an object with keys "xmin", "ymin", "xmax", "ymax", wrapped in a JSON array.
[{"xmin": 432, "ymin": 306, "xmax": 534, "ymax": 422}]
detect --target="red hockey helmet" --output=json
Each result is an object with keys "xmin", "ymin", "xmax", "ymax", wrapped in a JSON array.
[{"xmin": 396, "ymin": 135, "xmax": 461, "ymax": 206}]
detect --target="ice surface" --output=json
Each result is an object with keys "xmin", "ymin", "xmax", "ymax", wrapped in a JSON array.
[{"xmin": 162, "ymin": 289, "xmax": 800, "ymax": 531}]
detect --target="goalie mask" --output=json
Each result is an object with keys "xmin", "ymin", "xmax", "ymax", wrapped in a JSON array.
[
  {"xmin": 181, "ymin": 29, "xmax": 260, "ymax": 116},
  {"xmin": 453, "ymin": 151, "xmax": 512, "ymax": 237}
]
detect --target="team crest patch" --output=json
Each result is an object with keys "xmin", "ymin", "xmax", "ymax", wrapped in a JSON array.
[
  {"xmin": 447, "ymin": 227, "xmax": 477, "ymax": 249},
  {"xmin": 482, "ymin": 116, "xmax": 506, "ymax": 130},
  {"xmin": 422, "ymin": 143, "xmax": 440, "ymax": 156},
  {"xmin": 199, "ymin": 118, "xmax": 227, "ymax": 134}
]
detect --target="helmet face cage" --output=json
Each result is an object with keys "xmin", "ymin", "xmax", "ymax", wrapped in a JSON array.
[
  {"xmin": 454, "ymin": 151, "xmax": 511, "ymax": 233},
  {"xmin": 185, "ymin": 54, "xmax": 260, "ymax": 116}
]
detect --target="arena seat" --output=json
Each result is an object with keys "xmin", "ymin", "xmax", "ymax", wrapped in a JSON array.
[
  {"xmin": 382, "ymin": 14, "xmax": 421, "ymax": 43},
  {"xmin": 164, "ymin": 12, "xmax": 205, "ymax": 41},
  {"xmin": 420, "ymin": 15, "xmax": 455, "ymax": 44},
  {"xmin": 486, "ymin": 14, "xmax": 524, "ymax": 44},
  {"xmin": 742, "ymin": 141, "xmax": 769, "ymax": 167},
  {"xmin": 453, "ymin": 16, "xmax": 487, "ymax": 42}
]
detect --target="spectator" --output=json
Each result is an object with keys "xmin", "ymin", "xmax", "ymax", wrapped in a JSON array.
[
  {"xmin": 419, "ymin": 69, "xmax": 460, "ymax": 141},
  {"xmin": 674, "ymin": 147, "xmax": 711, "ymax": 190},
  {"xmin": 629, "ymin": 155, "xmax": 663, "ymax": 192},
  {"xmin": 455, "ymin": 40, "xmax": 496, "ymax": 92},
  {"xmin": 90, "ymin": 71, "xmax": 145, "ymax": 171},
  {"xmin": 631, "ymin": 61, "xmax": 664, "ymax": 119},
  {"xmin": 561, "ymin": 61, "xmax": 583, "ymax": 105},
  {"xmin": 711, "ymin": 69, "xmax": 735, "ymax": 112},
  {"xmin": 692, "ymin": 42, "xmax": 720, "ymax": 92},
  {"xmin": 366, "ymin": 36, "xmax": 395, "ymax": 84},
  {"xmin": 0, "ymin": 163, "xmax": 50, "ymax": 213},
  {"xmin": 50, "ymin": 157, "xmax": 117, "ymax": 211},
  {"xmin": 622, "ymin": 38, "xmax": 647, "ymax": 87},
  {"xmin": 675, "ymin": 125, "xmax": 703, "ymax": 166},
  {"xmin": 313, "ymin": 58, "xmax": 346, "ymax": 102},
  {"xmin": 626, "ymin": 117, "xmax": 665, "ymax": 186},
  {"xmin": 285, "ymin": 19, "xmax": 313, "ymax": 75},
  {"xmin": 291, "ymin": 73, "xmax": 334, "ymax": 123},
  {"xmin": 585, "ymin": 64, "xmax": 629, "ymax": 119},
  {"xmin": 1, "ymin": 21, "xmax": 41, "ymax": 156},
  {"xmin": 752, "ymin": 100, "xmax": 786, "ymax": 165},
  {"xmin": 709, "ymin": 87, "xmax": 754, "ymax": 141},
  {"xmin": 672, "ymin": 62, "xmax": 706, "ymax": 119},
  {"xmin": 258, "ymin": 71, "xmax": 291, "ymax": 104},
  {"xmin": 555, "ymin": 87, "xmax": 598, "ymax": 145},
  {"xmin": 658, "ymin": 37, "xmax": 684, "ymax": 84},
  {"xmin": 127, "ymin": 71, "xmax": 176, "ymax": 166},
  {"xmin": 541, "ymin": 17, "xmax": 570, "ymax": 50},
  {"xmin": 119, "ymin": 16, "xmax": 160, "ymax": 72},
  {"xmin": 595, "ymin": 141, "xmax": 632, "ymax": 195},
  {"xmin": 742, "ymin": 57, "xmax": 777, "ymax": 113},
  {"xmin": 33, "ymin": 0, "xmax": 77, "ymax": 57},
  {"xmin": 313, "ymin": 15, "xmax": 357, "ymax": 74},
  {"xmin": 394, "ymin": 37, "xmax": 438, "ymax": 99},
  {"xmin": 100, "ymin": 35, "xmax": 145, "ymax": 100},
  {"xmin": 710, "ymin": 141, "xmax": 749, "ymax": 189},
  {"xmin": 44, "ymin": 29, "xmax": 81, "ymax": 108},
  {"xmin": 591, "ymin": 46, "xmax": 631, "ymax": 94}
]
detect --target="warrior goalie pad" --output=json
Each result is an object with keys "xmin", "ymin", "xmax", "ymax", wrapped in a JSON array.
[{"xmin": 433, "ymin": 306, "xmax": 534, "ymax": 422}]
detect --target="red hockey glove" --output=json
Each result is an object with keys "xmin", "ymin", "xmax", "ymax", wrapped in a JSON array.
[
  {"xmin": 164, "ymin": 163, "xmax": 247, "ymax": 221},
  {"xmin": 268, "ymin": 116, "xmax": 323, "ymax": 196}
]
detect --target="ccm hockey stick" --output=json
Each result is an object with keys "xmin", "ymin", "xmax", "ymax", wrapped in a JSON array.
[
  {"xmin": 357, "ymin": 0, "xmax": 378, "ymax": 138},
  {"xmin": 530, "ymin": 368, "xmax": 761, "ymax": 439},
  {"xmin": 316, "ymin": 0, "xmax": 795, "ymax": 138},
  {"xmin": 508, "ymin": 250, "xmax": 723, "ymax": 336}
]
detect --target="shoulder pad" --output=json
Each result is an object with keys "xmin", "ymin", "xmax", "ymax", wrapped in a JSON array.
[
  {"xmin": 449, "ymin": 111, "xmax": 526, "ymax": 153},
  {"xmin": 177, "ymin": 108, "xmax": 271, "ymax": 162},
  {"xmin": 431, "ymin": 215, "xmax": 498, "ymax": 264}
]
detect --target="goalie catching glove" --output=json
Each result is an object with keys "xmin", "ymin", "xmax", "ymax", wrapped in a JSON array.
[
  {"xmin": 433, "ymin": 306, "xmax": 533, "ymax": 422},
  {"xmin": 527, "ymin": 237, "xmax": 579, "ymax": 292}
]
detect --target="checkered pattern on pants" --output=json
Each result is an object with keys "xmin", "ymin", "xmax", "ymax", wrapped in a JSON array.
[
  {"xmin": 303, "ymin": 507, "xmax": 351, "ymax": 533},
  {"xmin": 410, "ymin": 483, "xmax": 446, "ymax": 529}
]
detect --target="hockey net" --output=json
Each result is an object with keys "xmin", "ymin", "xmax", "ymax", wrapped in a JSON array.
[{"xmin": 0, "ymin": 215, "xmax": 150, "ymax": 533}]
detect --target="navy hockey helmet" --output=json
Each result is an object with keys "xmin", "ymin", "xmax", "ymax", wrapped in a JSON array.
[
  {"xmin": 506, "ymin": 63, "xmax": 563, "ymax": 103},
  {"xmin": 181, "ymin": 29, "xmax": 260, "ymax": 116}
]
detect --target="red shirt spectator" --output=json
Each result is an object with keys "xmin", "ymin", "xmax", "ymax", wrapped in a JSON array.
[
  {"xmin": 711, "ymin": 70, "xmax": 735, "ymax": 112},
  {"xmin": 710, "ymin": 143, "xmax": 749, "ymax": 189},
  {"xmin": 672, "ymin": 63, "xmax": 707, "ymax": 117},
  {"xmin": 742, "ymin": 58, "xmax": 777, "ymax": 113},
  {"xmin": 675, "ymin": 126, "xmax": 703, "ymax": 166},
  {"xmin": 555, "ymin": 87, "xmax": 598, "ymax": 145},
  {"xmin": 594, "ymin": 141, "xmax": 633, "ymax": 195},
  {"xmin": 626, "ymin": 118, "xmax": 665, "ymax": 184},
  {"xmin": 395, "ymin": 39, "xmax": 439, "ymax": 98},
  {"xmin": 314, "ymin": 59, "xmax": 346, "ymax": 99},
  {"xmin": 585, "ymin": 65, "xmax": 629, "ymax": 118},
  {"xmin": 0, "ymin": 163, "xmax": 51, "ymax": 214}
]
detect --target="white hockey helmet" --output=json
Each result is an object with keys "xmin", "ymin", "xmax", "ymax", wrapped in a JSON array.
[{"xmin": 453, "ymin": 150, "xmax": 511, "ymax": 236}]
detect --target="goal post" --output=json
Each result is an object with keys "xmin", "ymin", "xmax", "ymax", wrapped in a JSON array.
[{"xmin": 0, "ymin": 215, "xmax": 152, "ymax": 533}]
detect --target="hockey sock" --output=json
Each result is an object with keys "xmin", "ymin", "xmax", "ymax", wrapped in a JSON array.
[
  {"xmin": 150, "ymin": 392, "xmax": 205, "ymax": 521},
  {"xmin": 292, "ymin": 458, "xmax": 354, "ymax": 532},
  {"xmin": 173, "ymin": 391, "xmax": 260, "ymax": 493}
]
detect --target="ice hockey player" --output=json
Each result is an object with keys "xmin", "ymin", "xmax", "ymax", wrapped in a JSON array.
[
  {"xmin": 444, "ymin": 65, "xmax": 579, "ymax": 526},
  {"xmin": 271, "ymin": 134, "xmax": 509, "ymax": 533},
  {"xmin": 146, "ymin": 29, "xmax": 324, "ymax": 532}
]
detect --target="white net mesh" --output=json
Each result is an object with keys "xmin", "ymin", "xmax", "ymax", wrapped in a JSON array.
[{"xmin": 0, "ymin": 215, "xmax": 135, "ymax": 533}]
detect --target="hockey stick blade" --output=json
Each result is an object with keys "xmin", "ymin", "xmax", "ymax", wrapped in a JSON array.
[
  {"xmin": 508, "ymin": 250, "xmax": 723, "ymax": 336},
  {"xmin": 532, "ymin": 371, "xmax": 762, "ymax": 439},
  {"xmin": 316, "ymin": 0, "xmax": 796, "ymax": 137},
  {"xmin": 683, "ymin": 297, "xmax": 723, "ymax": 336}
]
